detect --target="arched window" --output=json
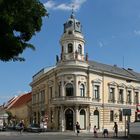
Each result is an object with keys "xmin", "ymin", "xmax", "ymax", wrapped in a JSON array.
[
  {"xmin": 66, "ymin": 83, "xmax": 74, "ymax": 96},
  {"xmin": 80, "ymin": 84, "xmax": 85, "ymax": 97},
  {"xmin": 78, "ymin": 44, "xmax": 82, "ymax": 54},
  {"xmin": 68, "ymin": 43, "xmax": 73, "ymax": 53}
]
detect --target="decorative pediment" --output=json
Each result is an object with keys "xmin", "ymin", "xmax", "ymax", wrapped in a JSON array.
[
  {"xmin": 92, "ymin": 79, "xmax": 102, "ymax": 84},
  {"xmin": 118, "ymin": 83, "xmax": 126, "ymax": 88},
  {"xmin": 126, "ymin": 85, "xmax": 134, "ymax": 89},
  {"xmin": 134, "ymin": 86, "xmax": 140, "ymax": 91},
  {"xmin": 108, "ymin": 81, "xmax": 118, "ymax": 86},
  {"xmin": 48, "ymin": 80, "xmax": 54, "ymax": 86}
]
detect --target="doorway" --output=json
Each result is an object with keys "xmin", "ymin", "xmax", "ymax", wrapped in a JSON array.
[{"xmin": 65, "ymin": 109, "xmax": 73, "ymax": 130}]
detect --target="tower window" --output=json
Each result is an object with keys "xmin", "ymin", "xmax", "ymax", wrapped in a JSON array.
[
  {"xmin": 78, "ymin": 44, "xmax": 82, "ymax": 54},
  {"xmin": 68, "ymin": 43, "xmax": 73, "ymax": 53},
  {"xmin": 68, "ymin": 31, "xmax": 72, "ymax": 35}
]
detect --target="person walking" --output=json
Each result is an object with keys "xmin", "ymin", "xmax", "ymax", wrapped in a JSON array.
[
  {"xmin": 76, "ymin": 122, "xmax": 80, "ymax": 136},
  {"xmin": 19, "ymin": 120, "xmax": 24, "ymax": 134},
  {"xmin": 93, "ymin": 125, "xmax": 98, "ymax": 138},
  {"xmin": 113, "ymin": 122, "xmax": 118, "ymax": 137}
]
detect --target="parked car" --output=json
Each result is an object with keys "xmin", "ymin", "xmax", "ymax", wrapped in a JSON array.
[
  {"xmin": 0, "ymin": 125, "xmax": 6, "ymax": 131},
  {"xmin": 26, "ymin": 124, "xmax": 42, "ymax": 133},
  {"xmin": 15, "ymin": 123, "xmax": 21, "ymax": 131}
]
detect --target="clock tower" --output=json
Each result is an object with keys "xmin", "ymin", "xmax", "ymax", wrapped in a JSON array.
[{"xmin": 59, "ymin": 12, "xmax": 87, "ymax": 63}]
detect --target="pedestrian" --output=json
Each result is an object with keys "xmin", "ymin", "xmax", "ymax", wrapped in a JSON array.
[
  {"xmin": 102, "ymin": 129, "xmax": 109, "ymax": 137},
  {"xmin": 19, "ymin": 120, "xmax": 24, "ymax": 134},
  {"xmin": 76, "ymin": 122, "xmax": 80, "ymax": 136},
  {"xmin": 93, "ymin": 125, "xmax": 98, "ymax": 138},
  {"xmin": 113, "ymin": 122, "xmax": 118, "ymax": 137}
]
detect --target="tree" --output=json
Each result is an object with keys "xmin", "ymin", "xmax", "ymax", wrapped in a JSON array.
[{"xmin": 0, "ymin": 0, "xmax": 47, "ymax": 61}]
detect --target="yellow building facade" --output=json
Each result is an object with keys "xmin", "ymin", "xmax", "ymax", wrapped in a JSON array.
[{"xmin": 30, "ymin": 13, "xmax": 140, "ymax": 132}]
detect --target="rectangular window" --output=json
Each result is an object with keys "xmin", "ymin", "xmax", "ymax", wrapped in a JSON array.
[
  {"xmin": 127, "ymin": 90, "xmax": 131, "ymax": 104},
  {"xmin": 119, "ymin": 110, "xmax": 123, "ymax": 122},
  {"xmin": 110, "ymin": 110, "xmax": 114, "ymax": 122},
  {"xmin": 118, "ymin": 89, "xmax": 123, "ymax": 103},
  {"xmin": 134, "ymin": 92, "xmax": 139, "ymax": 104},
  {"xmin": 58, "ymin": 85, "xmax": 61, "ymax": 97},
  {"xmin": 41, "ymin": 90, "xmax": 45, "ymax": 103},
  {"xmin": 49, "ymin": 87, "xmax": 53, "ymax": 98},
  {"xmin": 109, "ymin": 87, "xmax": 115, "ymax": 102},
  {"xmin": 93, "ymin": 85, "xmax": 100, "ymax": 100},
  {"xmin": 32, "ymin": 94, "xmax": 36, "ymax": 104}
]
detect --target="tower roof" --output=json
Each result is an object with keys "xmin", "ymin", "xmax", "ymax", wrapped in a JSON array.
[{"xmin": 63, "ymin": 12, "xmax": 82, "ymax": 33}]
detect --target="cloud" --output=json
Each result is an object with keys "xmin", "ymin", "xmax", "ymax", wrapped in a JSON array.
[
  {"xmin": 44, "ymin": 1, "xmax": 55, "ymax": 9},
  {"xmin": 134, "ymin": 30, "xmax": 140, "ymax": 35},
  {"xmin": 44, "ymin": 0, "xmax": 87, "ymax": 11},
  {"xmin": 98, "ymin": 41, "xmax": 104, "ymax": 48}
]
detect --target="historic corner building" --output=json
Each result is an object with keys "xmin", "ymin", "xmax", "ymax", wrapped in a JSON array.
[{"xmin": 30, "ymin": 13, "xmax": 140, "ymax": 132}]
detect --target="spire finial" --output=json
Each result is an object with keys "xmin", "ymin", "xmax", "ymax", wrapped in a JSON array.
[{"xmin": 71, "ymin": 5, "xmax": 75, "ymax": 18}]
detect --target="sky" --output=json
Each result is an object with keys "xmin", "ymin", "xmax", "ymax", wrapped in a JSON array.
[{"xmin": 1, "ymin": 0, "xmax": 140, "ymax": 104}]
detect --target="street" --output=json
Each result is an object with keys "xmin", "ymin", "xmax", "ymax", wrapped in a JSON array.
[{"xmin": 0, "ymin": 131, "xmax": 128, "ymax": 140}]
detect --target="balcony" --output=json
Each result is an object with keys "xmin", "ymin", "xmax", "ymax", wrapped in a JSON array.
[
  {"xmin": 51, "ymin": 96, "xmax": 91, "ymax": 105},
  {"xmin": 117, "ymin": 100, "xmax": 124, "ymax": 104}
]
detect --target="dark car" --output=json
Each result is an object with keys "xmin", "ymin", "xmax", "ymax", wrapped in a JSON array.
[
  {"xmin": 27, "ymin": 124, "xmax": 42, "ymax": 133},
  {"xmin": 0, "ymin": 125, "xmax": 6, "ymax": 131}
]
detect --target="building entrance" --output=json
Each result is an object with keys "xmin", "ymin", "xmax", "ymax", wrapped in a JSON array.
[{"xmin": 65, "ymin": 109, "xmax": 73, "ymax": 130}]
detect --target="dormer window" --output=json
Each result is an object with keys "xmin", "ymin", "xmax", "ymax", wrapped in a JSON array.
[
  {"xmin": 68, "ymin": 43, "xmax": 73, "ymax": 53},
  {"xmin": 78, "ymin": 44, "xmax": 82, "ymax": 54}
]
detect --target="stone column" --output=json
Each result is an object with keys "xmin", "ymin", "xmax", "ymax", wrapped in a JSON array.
[
  {"xmin": 131, "ymin": 90, "xmax": 134, "ymax": 105},
  {"xmin": 75, "ymin": 76, "xmax": 78, "ymax": 96},
  {"xmin": 76, "ymin": 106, "xmax": 79, "ymax": 121},
  {"xmin": 61, "ymin": 77, "xmax": 65, "ymax": 97},
  {"xmin": 123, "ymin": 88, "xmax": 127, "ymax": 104},
  {"xmin": 60, "ymin": 106, "xmax": 64, "ymax": 131},
  {"xmin": 75, "ymin": 106, "xmax": 79, "ymax": 131}
]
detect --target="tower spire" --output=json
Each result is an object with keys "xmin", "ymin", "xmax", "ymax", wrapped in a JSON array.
[{"xmin": 71, "ymin": 5, "xmax": 75, "ymax": 18}]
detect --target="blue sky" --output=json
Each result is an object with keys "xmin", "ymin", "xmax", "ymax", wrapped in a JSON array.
[{"xmin": 1, "ymin": 0, "xmax": 140, "ymax": 104}]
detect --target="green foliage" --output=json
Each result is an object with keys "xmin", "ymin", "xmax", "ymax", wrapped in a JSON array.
[
  {"xmin": 6, "ymin": 111, "xmax": 13, "ymax": 123},
  {"xmin": 0, "ymin": 0, "xmax": 47, "ymax": 61}
]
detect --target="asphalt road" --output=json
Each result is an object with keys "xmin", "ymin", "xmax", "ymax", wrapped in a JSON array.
[{"xmin": 0, "ymin": 131, "xmax": 128, "ymax": 140}]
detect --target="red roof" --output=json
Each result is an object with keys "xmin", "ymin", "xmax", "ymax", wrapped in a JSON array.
[{"xmin": 9, "ymin": 92, "xmax": 32, "ymax": 108}]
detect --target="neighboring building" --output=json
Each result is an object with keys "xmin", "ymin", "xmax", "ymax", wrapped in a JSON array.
[
  {"xmin": 5, "ymin": 92, "xmax": 32, "ymax": 127},
  {"xmin": 30, "ymin": 13, "xmax": 140, "ymax": 132},
  {"xmin": 0, "ymin": 105, "xmax": 8, "ymax": 129}
]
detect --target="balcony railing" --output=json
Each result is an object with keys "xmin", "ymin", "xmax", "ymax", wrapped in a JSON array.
[
  {"xmin": 108, "ymin": 99, "xmax": 116, "ymax": 103},
  {"xmin": 51, "ymin": 96, "xmax": 91, "ymax": 105},
  {"xmin": 117, "ymin": 100, "xmax": 124, "ymax": 104}
]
